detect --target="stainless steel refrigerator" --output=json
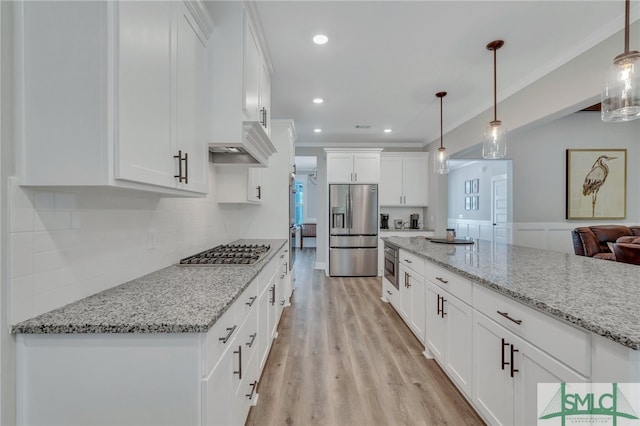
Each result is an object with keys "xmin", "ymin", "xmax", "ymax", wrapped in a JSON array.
[{"xmin": 329, "ymin": 184, "xmax": 378, "ymax": 276}]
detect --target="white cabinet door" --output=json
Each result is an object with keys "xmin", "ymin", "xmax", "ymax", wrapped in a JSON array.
[
  {"xmin": 259, "ymin": 61, "xmax": 271, "ymax": 136},
  {"xmin": 402, "ymin": 156, "xmax": 428, "ymax": 206},
  {"xmin": 353, "ymin": 154, "xmax": 380, "ymax": 183},
  {"xmin": 203, "ymin": 344, "xmax": 235, "ymax": 426},
  {"xmin": 473, "ymin": 311, "xmax": 516, "ymax": 426},
  {"xmin": 380, "ymin": 157, "xmax": 403, "ymax": 206},
  {"xmin": 408, "ymin": 271, "xmax": 426, "ymax": 344},
  {"xmin": 215, "ymin": 167, "xmax": 263, "ymax": 204},
  {"xmin": 443, "ymin": 293, "xmax": 473, "ymax": 398},
  {"xmin": 426, "ymin": 281, "xmax": 446, "ymax": 362},
  {"xmin": 513, "ymin": 334, "xmax": 586, "ymax": 426},
  {"xmin": 327, "ymin": 154, "xmax": 355, "ymax": 183},
  {"xmin": 243, "ymin": 20, "xmax": 261, "ymax": 122},
  {"xmin": 398, "ymin": 265, "xmax": 411, "ymax": 322},
  {"xmin": 176, "ymin": 3, "xmax": 208, "ymax": 193},
  {"xmin": 247, "ymin": 168, "xmax": 263, "ymax": 203},
  {"xmin": 116, "ymin": 1, "xmax": 175, "ymax": 188}
]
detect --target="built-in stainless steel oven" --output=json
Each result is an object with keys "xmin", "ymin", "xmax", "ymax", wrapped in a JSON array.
[{"xmin": 383, "ymin": 243, "xmax": 399, "ymax": 290}]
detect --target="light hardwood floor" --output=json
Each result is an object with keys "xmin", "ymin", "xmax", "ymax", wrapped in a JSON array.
[{"xmin": 246, "ymin": 248, "xmax": 485, "ymax": 426}]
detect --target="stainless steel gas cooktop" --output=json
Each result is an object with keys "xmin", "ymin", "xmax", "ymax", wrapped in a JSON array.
[{"xmin": 179, "ymin": 244, "xmax": 271, "ymax": 266}]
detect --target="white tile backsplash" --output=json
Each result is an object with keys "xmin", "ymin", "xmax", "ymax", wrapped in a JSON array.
[{"xmin": 8, "ymin": 165, "xmax": 257, "ymax": 324}]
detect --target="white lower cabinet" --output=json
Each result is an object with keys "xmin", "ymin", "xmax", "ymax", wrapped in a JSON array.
[
  {"xmin": 473, "ymin": 310, "xmax": 586, "ymax": 426},
  {"xmin": 398, "ymin": 251, "xmax": 426, "ymax": 344},
  {"xmin": 425, "ymin": 272, "xmax": 473, "ymax": 398},
  {"xmin": 380, "ymin": 252, "xmax": 593, "ymax": 426},
  {"xmin": 16, "ymin": 245, "xmax": 289, "ymax": 426}
]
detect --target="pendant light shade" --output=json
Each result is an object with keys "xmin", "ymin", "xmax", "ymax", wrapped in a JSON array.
[
  {"xmin": 602, "ymin": 0, "xmax": 640, "ymax": 122},
  {"xmin": 482, "ymin": 40, "xmax": 507, "ymax": 159},
  {"xmin": 434, "ymin": 91, "xmax": 449, "ymax": 174}
]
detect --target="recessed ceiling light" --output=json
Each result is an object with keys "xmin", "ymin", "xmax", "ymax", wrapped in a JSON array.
[
  {"xmin": 313, "ymin": 34, "xmax": 328, "ymax": 45},
  {"xmin": 313, "ymin": 128, "xmax": 322, "ymax": 133},
  {"xmin": 384, "ymin": 129, "xmax": 392, "ymax": 133},
  {"xmin": 313, "ymin": 98, "xmax": 324, "ymax": 104}
]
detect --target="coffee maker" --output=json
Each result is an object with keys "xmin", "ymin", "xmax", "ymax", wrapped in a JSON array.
[
  {"xmin": 410, "ymin": 214, "xmax": 419, "ymax": 229},
  {"xmin": 380, "ymin": 214, "xmax": 389, "ymax": 229}
]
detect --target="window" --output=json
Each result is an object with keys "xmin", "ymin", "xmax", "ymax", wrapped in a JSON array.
[{"xmin": 295, "ymin": 182, "xmax": 304, "ymax": 225}]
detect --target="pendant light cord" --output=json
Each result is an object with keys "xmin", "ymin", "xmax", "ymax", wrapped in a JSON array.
[
  {"xmin": 440, "ymin": 95, "xmax": 444, "ymax": 149},
  {"xmin": 493, "ymin": 47, "xmax": 498, "ymax": 122},
  {"xmin": 624, "ymin": 0, "xmax": 630, "ymax": 54}
]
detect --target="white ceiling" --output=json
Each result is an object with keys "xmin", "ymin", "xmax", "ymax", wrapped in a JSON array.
[{"xmin": 253, "ymin": 1, "xmax": 639, "ymax": 149}]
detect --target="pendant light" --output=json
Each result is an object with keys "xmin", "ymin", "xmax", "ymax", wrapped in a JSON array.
[
  {"xmin": 434, "ymin": 91, "xmax": 449, "ymax": 174},
  {"xmin": 602, "ymin": 0, "xmax": 640, "ymax": 122},
  {"xmin": 482, "ymin": 40, "xmax": 507, "ymax": 159}
]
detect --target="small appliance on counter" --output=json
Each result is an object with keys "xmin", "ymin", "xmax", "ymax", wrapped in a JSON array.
[
  {"xmin": 394, "ymin": 219, "xmax": 404, "ymax": 229},
  {"xmin": 380, "ymin": 214, "xmax": 389, "ymax": 229},
  {"xmin": 410, "ymin": 214, "xmax": 420, "ymax": 229}
]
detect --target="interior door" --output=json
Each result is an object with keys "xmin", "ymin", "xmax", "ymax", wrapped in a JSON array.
[
  {"xmin": 492, "ymin": 174, "xmax": 509, "ymax": 243},
  {"xmin": 349, "ymin": 184, "xmax": 378, "ymax": 236}
]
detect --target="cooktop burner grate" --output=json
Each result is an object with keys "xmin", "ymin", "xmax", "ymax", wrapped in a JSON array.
[{"xmin": 179, "ymin": 244, "xmax": 271, "ymax": 266}]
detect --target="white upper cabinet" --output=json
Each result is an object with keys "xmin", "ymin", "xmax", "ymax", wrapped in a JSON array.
[
  {"xmin": 208, "ymin": 1, "xmax": 273, "ymax": 147},
  {"xmin": 16, "ymin": 1, "xmax": 213, "ymax": 196},
  {"xmin": 380, "ymin": 153, "xmax": 428, "ymax": 206},
  {"xmin": 325, "ymin": 149, "xmax": 382, "ymax": 183}
]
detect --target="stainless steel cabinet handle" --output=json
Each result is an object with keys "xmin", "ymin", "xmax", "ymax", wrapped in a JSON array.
[
  {"xmin": 406, "ymin": 272, "xmax": 411, "ymax": 288},
  {"xmin": 501, "ymin": 338, "xmax": 509, "ymax": 370},
  {"xmin": 257, "ymin": 185, "xmax": 262, "ymax": 200},
  {"xmin": 404, "ymin": 258, "xmax": 412, "ymax": 263},
  {"xmin": 440, "ymin": 298, "xmax": 446, "ymax": 317},
  {"xmin": 386, "ymin": 290, "xmax": 392, "ymax": 295},
  {"xmin": 246, "ymin": 333, "xmax": 257, "ymax": 348},
  {"xmin": 400, "ymin": 195, "xmax": 403, "ymax": 204},
  {"xmin": 355, "ymin": 172, "xmax": 357, "ymax": 181},
  {"xmin": 497, "ymin": 310, "xmax": 523, "ymax": 325},
  {"xmin": 510, "ymin": 344, "xmax": 519, "ymax": 377},
  {"xmin": 184, "ymin": 152, "xmax": 188, "ymax": 184},
  {"xmin": 436, "ymin": 277, "xmax": 448, "ymax": 284},
  {"xmin": 437, "ymin": 294, "xmax": 442, "ymax": 316},
  {"xmin": 233, "ymin": 345, "xmax": 242, "ymax": 379},
  {"xmin": 174, "ymin": 150, "xmax": 188, "ymax": 183},
  {"xmin": 270, "ymin": 285, "xmax": 276, "ymax": 305},
  {"xmin": 246, "ymin": 381, "xmax": 258, "ymax": 400},
  {"xmin": 350, "ymin": 173, "xmax": 353, "ymax": 181},
  {"xmin": 219, "ymin": 325, "xmax": 237, "ymax": 344},
  {"xmin": 281, "ymin": 300, "xmax": 285, "ymax": 306},
  {"xmin": 246, "ymin": 296, "xmax": 257, "ymax": 307}
]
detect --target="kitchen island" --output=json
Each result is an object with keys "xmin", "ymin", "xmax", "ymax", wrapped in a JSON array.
[
  {"xmin": 13, "ymin": 239, "xmax": 290, "ymax": 426},
  {"xmin": 383, "ymin": 235, "xmax": 640, "ymax": 426},
  {"xmin": 383, "ymin": 236, "xmax": 640, "ymax": 349}
]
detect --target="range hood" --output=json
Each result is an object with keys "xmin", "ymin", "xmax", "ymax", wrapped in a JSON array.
[{"xmin": 209, "ymin": 121, "xmax": 277, "ymax": 166}]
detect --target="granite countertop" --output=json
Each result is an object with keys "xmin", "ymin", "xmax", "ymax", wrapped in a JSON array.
[
  {"xmin": 11, "ymin": 239, "xmax": 287, "ymax": 335},
  {"xmin": 383, "ymin": 236, "xmax": 640, "ymax": 350}
]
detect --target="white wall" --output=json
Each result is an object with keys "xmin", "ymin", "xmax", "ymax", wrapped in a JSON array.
[
  {"xmin": 448, "ymin": 113, "xmax": 640, "ymax": 253},
  {"xmin": 7, "ymin": 172, "xmax": 259, "ymax": 324}
]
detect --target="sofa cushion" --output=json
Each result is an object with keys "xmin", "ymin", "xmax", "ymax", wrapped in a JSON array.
[
  {"xmin": 613, "ymin": 243, "xmax": 640, "ymax": 265},
  {"xmin": 616, "ymin": 236, "xmax": 640, "ymax": 244}
]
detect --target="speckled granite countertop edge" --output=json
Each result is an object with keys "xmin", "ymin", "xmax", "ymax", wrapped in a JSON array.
[{"xmin": 383, "ymin": 236, "xmax": 640, "ymax": 351}]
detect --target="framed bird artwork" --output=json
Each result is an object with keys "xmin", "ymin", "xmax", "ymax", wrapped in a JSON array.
[{"xmin": 566, "ymin": 148, "xmax": 627, "ymax": 220}]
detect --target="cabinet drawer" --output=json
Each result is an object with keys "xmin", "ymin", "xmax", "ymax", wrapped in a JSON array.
[
  {"xmin": 204, "ymin": 302, "xmax": 240, "ymax": 376},
  {"xmin": 399, "ymin": 250, "xmax": 425, "ymax": 275},
  {"xmin": 425, "ymin": 262, "xmax": 472, "ymax": 305},
  {"xmin": 473, "ymin": 284, "xmax": 590, "ymax": 376}
]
